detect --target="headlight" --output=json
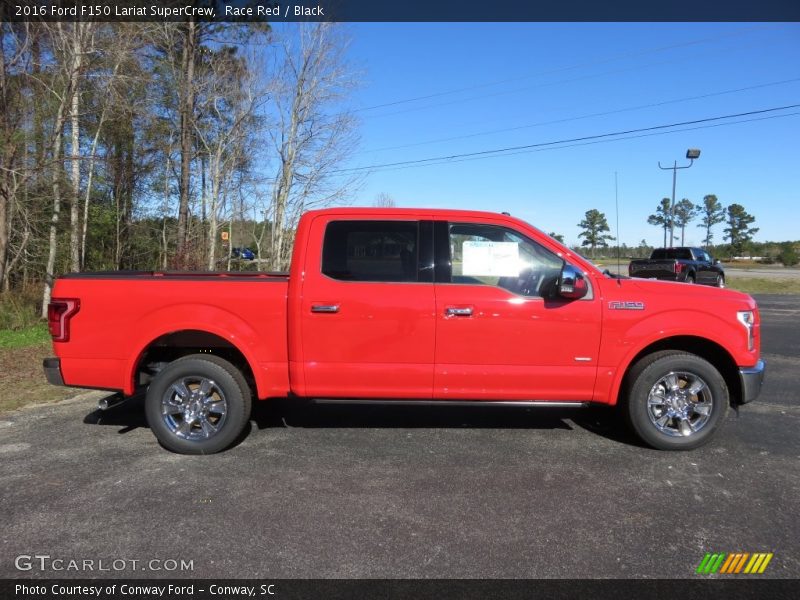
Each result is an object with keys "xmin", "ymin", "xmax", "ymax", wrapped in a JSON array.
[{"xmin": 737, "ymin": 310, "xmax": 755, "ymax": 351}]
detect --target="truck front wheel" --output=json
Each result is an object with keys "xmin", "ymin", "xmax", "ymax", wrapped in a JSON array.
[
  {"xmin": 145, "ymin": 355, "xmax": 252, "ymax": 454},
  {"xmin": 623, "ymin": 351, "xmax": 728, "ymax": 450}
]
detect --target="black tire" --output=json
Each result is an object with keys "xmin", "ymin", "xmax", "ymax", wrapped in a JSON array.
[
  {"xmin": 145, "ymin": 354, "xmax": 252, "ymax": 454},
  {"xmin": 623, "ymin": 350, "xmax": 728, "ymax": 450},
  {"xmin": 715, "ymin": 274, "xmax": 725, "ymax": 288},
  {"xmin": 686, "ymin": 274, "xmax": 695, "ymax": 284}
]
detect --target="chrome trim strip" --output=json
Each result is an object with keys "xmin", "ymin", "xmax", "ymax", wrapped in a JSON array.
[{"xmin": 310, "ymin": 399, "xmax": 589, "ymax": 408}]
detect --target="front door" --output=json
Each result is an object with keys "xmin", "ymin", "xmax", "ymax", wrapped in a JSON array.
[{"xmin": 433, "ymin": 221, "xmax": 602, "ymax": 401}]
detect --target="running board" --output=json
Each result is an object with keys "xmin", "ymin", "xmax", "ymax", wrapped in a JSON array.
[{"xmin": 309, "ymin": 399, "xmax": 589, "ymax": 408}]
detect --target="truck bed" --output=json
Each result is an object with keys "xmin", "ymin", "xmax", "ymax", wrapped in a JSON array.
[{"xmin": 50, "ymin": 271, "xmax": 290, "ymax": 396}]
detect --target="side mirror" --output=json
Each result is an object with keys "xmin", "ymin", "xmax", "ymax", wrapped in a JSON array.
[
  {"xmin": 558, "ymin": 264, "xmax": 588, "ymax": 299},
  {"xmin": 713, "ymin": 258, "xmax": 721, "ymax": 265}
]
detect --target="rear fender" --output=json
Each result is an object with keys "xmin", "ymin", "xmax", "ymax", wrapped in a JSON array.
[{"xmin": 124, "ymin": 304, "xmax": 269, "ymax": 397}]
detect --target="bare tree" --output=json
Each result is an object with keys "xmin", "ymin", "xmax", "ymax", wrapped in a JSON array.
[
  {"xmin": 79, "ymin": 24, "xmax": 143, "ymax": 269},
  {"xmin": 267, "ymin": 23, "xmax": 360, "ymax": 270},
  {"xmin": 147, "ymin": 21, "xmax": 200, "ymax": 268},
  {"xmin": 0, "ymin": 23, "xmax": 31, "ymax": 289},
  {"xmin": 194, "ymin": 45, "xmax": 264, "ymax": 269},
  {"xmin": 176, "ymin": 19, "xmax": 197, "ymax": 264},
  {"xmin": 66, "ymin": 22, "xmax": 97, "ymax": 273},
  {"xmin": 373, "ymin": 192, "xmax": 397, "ymax": 208},
  {"xmin": 40, "ymin": 22, "xmax": 84, "ymax": 316}
]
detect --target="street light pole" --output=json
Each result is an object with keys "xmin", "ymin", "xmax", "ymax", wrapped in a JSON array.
[{"xmin": 659, "ymin": 149, "xmax": 701, "ymax": 247}]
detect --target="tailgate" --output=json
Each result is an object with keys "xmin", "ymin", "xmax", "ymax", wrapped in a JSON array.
[{"xmin": 629, "ymin": 260, "xmax": 678, "ymax": 278}]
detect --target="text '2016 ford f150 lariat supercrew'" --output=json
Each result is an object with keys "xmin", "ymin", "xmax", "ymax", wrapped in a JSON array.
[{"xmin": 44, "ymin": 208, "xmax": 765, "ymax": 453}]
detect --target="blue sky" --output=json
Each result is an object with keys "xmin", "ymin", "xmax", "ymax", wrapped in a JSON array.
[{"xmin": 337, "ymin": 23, "xmax": 800, "ymax": 247}]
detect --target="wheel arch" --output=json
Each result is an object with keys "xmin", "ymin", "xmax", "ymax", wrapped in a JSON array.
[
  {"xmin": 614, "ymin": 335, "xmax": 742, "ymax": 407},
  {"xmin": 127, "ymin": 329, "xmax": 262, "ymax": 399},
  {"xmin": 121, "ymin": 302, "xmax": 285, "ymax": 399}
]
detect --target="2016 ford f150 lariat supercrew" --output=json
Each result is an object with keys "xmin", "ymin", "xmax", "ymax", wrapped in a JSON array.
[{"xmin": 44, "ymin": 208, "xmax": 765, "ymax": 453}]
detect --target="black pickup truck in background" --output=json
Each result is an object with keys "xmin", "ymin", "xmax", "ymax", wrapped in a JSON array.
[{"xmin": 628, "ymin": 247, "xmax": 725, "ymax": 287}]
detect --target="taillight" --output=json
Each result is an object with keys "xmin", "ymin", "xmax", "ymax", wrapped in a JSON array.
[
  {"xmin": 47, "ymin": 298, "xmax": 80, "ymax": 342},
  {"xmin": 674, "ymin": 262, "xmax": 684, "ymax": 274}
]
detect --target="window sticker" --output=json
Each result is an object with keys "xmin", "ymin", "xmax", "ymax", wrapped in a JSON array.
[{"xmin": 462, "ymin": 241, "xmax": 520, "ymax": 276}]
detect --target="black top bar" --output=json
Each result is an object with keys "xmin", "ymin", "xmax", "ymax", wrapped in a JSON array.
[{"xmin": 4, "ymin": 0, "xmax": 799, "ymax": 23}]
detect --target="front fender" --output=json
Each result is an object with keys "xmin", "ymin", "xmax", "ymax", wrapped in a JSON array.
[{"xmin": 598, "ymin": 309, "xmax": 746, "ymax": 405}]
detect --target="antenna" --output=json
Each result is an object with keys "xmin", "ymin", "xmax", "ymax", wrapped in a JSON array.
[{"xmin": 615, "ymin": 171, "xmax": 621, "ymax": 285}]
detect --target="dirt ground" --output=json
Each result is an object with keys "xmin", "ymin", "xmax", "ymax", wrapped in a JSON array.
[{"xmin": 0, "ymin": 342, "xmax": 75, "ymax": 413}]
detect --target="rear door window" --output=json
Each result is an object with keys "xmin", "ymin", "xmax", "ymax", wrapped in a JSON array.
[{"xmin": 322, "ymin": 220, "xmax": 419, "ymax": 282}]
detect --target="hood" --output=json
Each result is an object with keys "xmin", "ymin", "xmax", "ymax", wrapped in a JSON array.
[{"xmin": 622, "ymin": 277, "xmax": 757, "ymax": 310}]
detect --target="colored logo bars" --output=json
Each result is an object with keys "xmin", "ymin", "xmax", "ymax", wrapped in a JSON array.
[{"xmin": 696, "ymin": 552, "xmax": 774, "ymax": 574}]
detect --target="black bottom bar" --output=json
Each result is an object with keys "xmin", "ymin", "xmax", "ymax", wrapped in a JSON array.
[{"xmin": 3, "ymin": 579, "xmax": 798, "ymax": 600}]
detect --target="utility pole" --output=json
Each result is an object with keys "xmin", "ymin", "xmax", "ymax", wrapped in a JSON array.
[{"xmin": 659, "ymin": 148, "xmax": 701, "ymax": 246}]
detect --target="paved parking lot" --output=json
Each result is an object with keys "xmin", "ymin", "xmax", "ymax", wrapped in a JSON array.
[{"xmin": 1, "ymin": 295, "xmax": 798, "ymax": 579}]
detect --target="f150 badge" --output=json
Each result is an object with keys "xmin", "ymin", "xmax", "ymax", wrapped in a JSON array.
[{"xmin": 609, "ymin": 301, "xmax": 645, "ymax": 310}]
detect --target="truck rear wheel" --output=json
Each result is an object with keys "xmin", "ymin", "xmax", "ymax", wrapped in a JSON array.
[
  {"xmin": 145, "ymin": 354, "xmax": 252, "ymax": 454},
  {"xmin": 623, "ymin": 351, "xmax": 728, "ymax": 450}
]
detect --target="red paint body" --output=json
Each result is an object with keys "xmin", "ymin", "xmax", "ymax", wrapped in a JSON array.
[{"xmin": 49, "ymin": 208, "xmax": 761, "ymax": 405}]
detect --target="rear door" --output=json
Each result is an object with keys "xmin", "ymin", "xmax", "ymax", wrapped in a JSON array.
[
  {"xmin": 433, "ymin": 220, "xmax": 602, "ymax": 401},
  {"xmin": 299, "ymin": 217, "xmax": 436, "ymax": 398}
]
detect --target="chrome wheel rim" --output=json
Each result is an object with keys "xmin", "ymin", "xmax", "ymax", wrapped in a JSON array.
[
  {"xmin": 161, "ymin": 376, "xmax": 228, "ymax": 441},
  {"xmin": 646, "ymin": 371, "xmax": 713, "ymax": 437}
]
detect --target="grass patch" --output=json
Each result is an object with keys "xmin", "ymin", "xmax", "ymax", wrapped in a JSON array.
[
  {"xmin": 0, "ymin": 284, "xmax": 43, "ymax": 330},
  {"xmin": 0, "ymin": 332, "xmax": 78, "ymax": 413},
  {"xmin": 0, "ymin": 323, "xmax": 50, "ymax": 349},
  {"xmin": 726, "ymin": 277, "xmax": 800, "ymax": 295},
  {"xmin": 0, "ymin": 289, "xmax": 75, "ymax": 411},
  {"xmin": 723, "ymin": 261, "xmax": 800, "ymax": 270}
]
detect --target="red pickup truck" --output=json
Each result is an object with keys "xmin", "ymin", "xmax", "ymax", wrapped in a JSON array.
[{"xmin": 44, "ymin": 208, "xmax": 764, "ymax": 454}]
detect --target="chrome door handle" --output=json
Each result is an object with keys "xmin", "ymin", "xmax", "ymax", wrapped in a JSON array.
[
  {"xmin": 445, "ymin": 306, "xmax": 473, "ymax": 317},
  {"xmin": 311, "ymin": 304, "xmax": 340, "ymax": 313}
]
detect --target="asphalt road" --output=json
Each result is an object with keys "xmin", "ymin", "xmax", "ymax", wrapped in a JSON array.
[
  {"xmin": 607, "ymin": 264, "xmax": 800, "ymax": 280},
  {"xmin": 1, "ymin": 295, "xmax": 798, "ymax": 580}
]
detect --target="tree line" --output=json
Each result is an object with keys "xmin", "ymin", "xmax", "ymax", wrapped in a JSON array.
[
  {"xmin": 646, "ymin": 195, "xmax": 758, "ymax": 256},
  {"xmin": 572, "ymin": 196, "xmax": 789, "ymax": 262},
  {"xmin": 1, "ymin": 21, "xmax": 359, "ymax": 317}
]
